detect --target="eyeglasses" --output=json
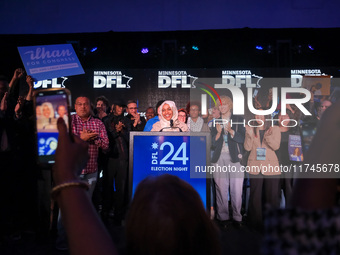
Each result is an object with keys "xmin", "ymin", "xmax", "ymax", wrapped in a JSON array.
[{"xmin": 76, "ymin": 103, "xmax": 90, "ymax": 107}]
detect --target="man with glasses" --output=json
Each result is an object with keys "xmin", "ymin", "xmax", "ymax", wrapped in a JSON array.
[
  {"xmin": 72, "ymin": 96, "xmax": 109, "ymax": 194},
  {"xmin": 186, "ymin": 101, "xmax": 209, "ymax": 132},
  {"xmin": 126, "ymin": 100, "xmax": 146, "ymax": 131}
]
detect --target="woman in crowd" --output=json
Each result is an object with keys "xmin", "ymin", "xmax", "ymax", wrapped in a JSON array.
[
  {"xmin": 177, "ymin": 108, "xmax": 187, "ymax": 124},
  {"xmin": 37, "ymin": 101, "xmax": 56, "ymax": 130},
  {"xmin": 56, "ymin": 104, "xmax": 69, "ymax": 126},
  {"xmin": 151, "ymin": 100, "xmax": 188, "ymax": 132},
  {"xmin": 244, "ymin": 109, "xmax": 281, "ymax": 231}
]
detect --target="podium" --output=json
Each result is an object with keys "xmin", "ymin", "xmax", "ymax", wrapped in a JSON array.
[{"xmin": 129, "ymin": 132, "xmax": 211, "ymax": 210}]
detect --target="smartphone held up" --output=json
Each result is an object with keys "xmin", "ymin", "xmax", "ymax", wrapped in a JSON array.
[{"xmin": 33, "ymin": 88, "xmax": 72, "ymax": 164}]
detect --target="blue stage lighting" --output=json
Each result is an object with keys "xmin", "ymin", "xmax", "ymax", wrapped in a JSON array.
[{"xmin": 141, "ymin": 48, "xmax": 149, "ymax": 54}]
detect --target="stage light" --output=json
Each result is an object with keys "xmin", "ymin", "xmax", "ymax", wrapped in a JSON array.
[
  {"xmin": 308, "ymin": 45, "xmax": 314, "ymax": 50},
  {"xmin": 192, "ymin": 46, "xmax": 199, "ymax": 51},
  {"xmin": 267, "ymin": 45, "xmax": 273, "ymax": 54},
  {"xmin": 179, "ymin": 46, "xmax": 187, "ymax": 55},
  {"xmin": 255, "ymin": 45, "xmax": 263, "ymax": 50},
  {"xmin": 141, "ymin": 48, "xmax": 149, "ymax": 54},
  {"xmin": 90, "ymin": 47, "xmax": 98, "ymax": 52}
]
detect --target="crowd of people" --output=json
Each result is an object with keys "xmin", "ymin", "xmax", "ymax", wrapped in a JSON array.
[{"xmin": 0, "ymin": 67, "xmax": 338, "ymax": 254}]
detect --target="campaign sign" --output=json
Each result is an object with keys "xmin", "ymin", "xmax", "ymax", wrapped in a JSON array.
[
  {"xmin": 18, "ymin": 44, "xmax": 84, "ymax": 81},
  {"xmin": 288, "ymin": 135, "xmax": 304, "ymax": 162},
  {"xmin": 130, "ymin": 132, "xmax": 210, "ymax": 209}
]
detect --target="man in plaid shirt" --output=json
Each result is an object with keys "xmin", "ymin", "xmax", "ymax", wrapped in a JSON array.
[{"xmin": 72, "ymin": 96, "xmax": 109, "ymax": 196}]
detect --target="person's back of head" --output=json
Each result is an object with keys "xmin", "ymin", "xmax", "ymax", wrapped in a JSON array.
[{"xmin": 126, "ymin": 174, "xmax": 220, "ymax": 255}]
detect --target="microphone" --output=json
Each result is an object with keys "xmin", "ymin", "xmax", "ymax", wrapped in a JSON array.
[{"xmin": 159, "ymin": 119, "xmax": 182, "ymax": 132}]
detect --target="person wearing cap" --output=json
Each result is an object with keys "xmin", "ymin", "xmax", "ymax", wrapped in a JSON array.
[{"xmin": 102, "ymin": 101, "xmax": 131, "ymax": 225}]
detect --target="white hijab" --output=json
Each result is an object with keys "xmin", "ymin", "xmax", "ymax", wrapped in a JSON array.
[{"xmin": 157, "ymin": 100, "xmax": 179, "ymax": 130}]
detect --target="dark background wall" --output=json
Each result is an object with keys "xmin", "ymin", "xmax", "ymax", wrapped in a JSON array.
[
  {"xmin": 1, "ymin": 28, "xmax": 340, "ymax": 74},
  {"xmin": 1, "ymin": 0, "xmax": 339, "ymax": 34},
  {"xmin": 1, "ymin": 0, "xmax": 339, "ymax": 74},
  {"xmin": 1, "ymin": 0, "xmax": 339, "ymax": 109}
]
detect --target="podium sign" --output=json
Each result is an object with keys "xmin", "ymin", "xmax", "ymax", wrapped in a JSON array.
[{"xmin": 129, "ymin": 132, "xmax": 211, "ymax": 209}]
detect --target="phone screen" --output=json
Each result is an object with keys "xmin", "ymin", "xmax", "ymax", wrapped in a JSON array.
[{"xmin": 34, "ymin": 89, "xmax": 71, "ymax": 164}]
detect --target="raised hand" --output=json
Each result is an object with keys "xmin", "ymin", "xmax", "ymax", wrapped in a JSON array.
[
  {"xmin": 53, "ymin": 118, "xmax": 89, "ymax": 185},
  {"xmin": 245, "ymin": 125, "xmax": 253, "ymax": 136},
  {"xmin": 13, "ymin": 68, "xmax": 25, "ymax": 80}
]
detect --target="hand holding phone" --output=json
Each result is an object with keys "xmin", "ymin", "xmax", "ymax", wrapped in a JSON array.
[
  {"xmin": 34, "ymin": 88, "xmax": 72, "ymax": 164},
  {"xmin": 53, "ymin": 118, "xmax": 88, "ymax": 185}
]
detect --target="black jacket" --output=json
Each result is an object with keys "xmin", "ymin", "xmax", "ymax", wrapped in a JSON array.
[
  {"xmin": 103, "ymin": 113, "xmax": 131, "ymax": 159},
  {"xmin": 210, "ymin": 115, "xmax": 245, "ymax": 164}
]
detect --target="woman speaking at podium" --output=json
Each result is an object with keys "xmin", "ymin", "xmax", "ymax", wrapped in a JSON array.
[{"xmin": 151, "ymin": 100, "xmax": 188, "ymax": 132}]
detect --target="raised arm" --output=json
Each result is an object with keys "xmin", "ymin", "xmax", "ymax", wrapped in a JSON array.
[
  {"xmin": 53, "ymin": 118, "xmax": 117, "ymax": 255},
  {"xmin": 9, "ymin": 68, "xmax": 24, "ymax": 90},
  {"xmin": 25, "ymin": 75, "xmax": 34, "ymax": 102}
]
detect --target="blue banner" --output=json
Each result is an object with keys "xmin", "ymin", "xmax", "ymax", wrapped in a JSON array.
[{"xmin": 18, "ymin": 44, "xmax": 84, "ymax": 81}]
